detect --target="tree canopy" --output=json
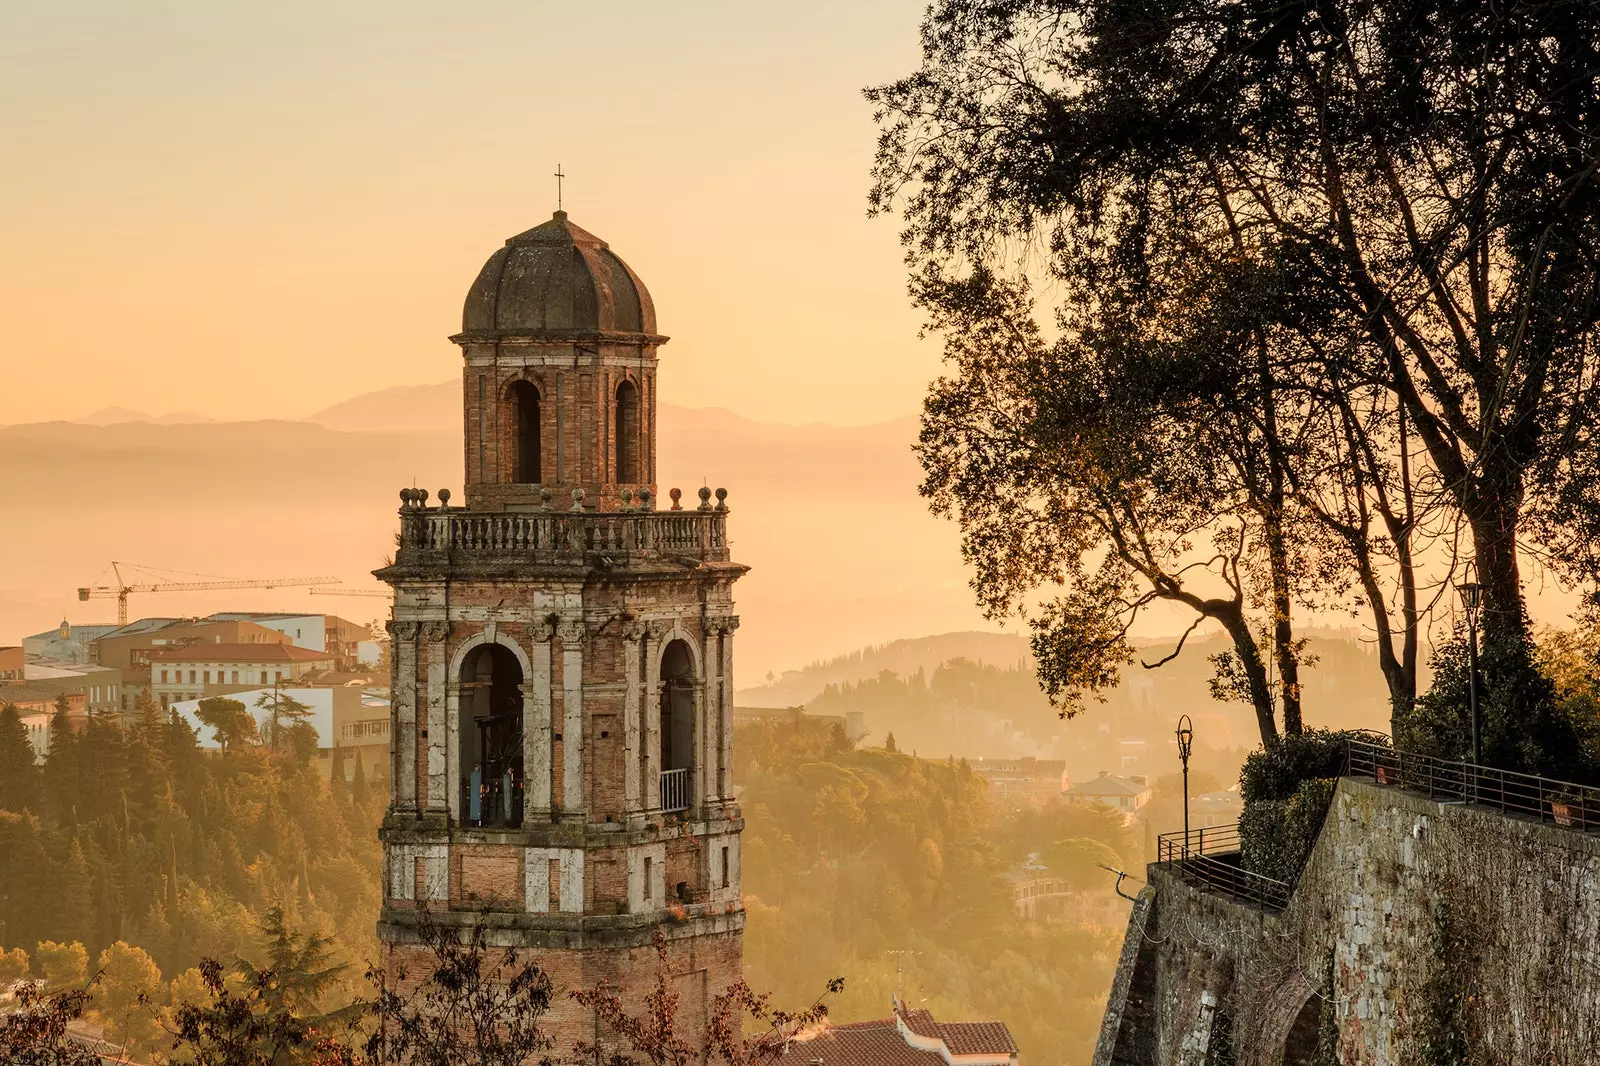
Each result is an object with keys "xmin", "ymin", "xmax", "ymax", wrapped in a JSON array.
[{"xmin": 870, "ymin": 0, "xmax": 1600, "ymax": 747}]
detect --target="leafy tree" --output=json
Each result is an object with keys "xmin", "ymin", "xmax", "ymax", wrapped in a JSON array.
[
  {"xmin": 92, "ymin": 941, "xmax": 165, "ymax": 1056},
  {"xmin": 196, "ymin": 697, "xmax": 257, "ymax": 753},
  {"xmin": 364, "ymin": 908, "xmax": 553, "ymax": 1066},
  {"xmin": 256, "ymin": 691, "xmax": 314, "ymax": 753},
  {"xmin": 0, "ymin": 704, "xmax": 42, "ymax": 814},
  {"xmin": 350, "ymin": 752, "xmax": 369, "ymax": 809},
  {"xmin": 1040, "ymin": 838, "xmax": 1126, "ymax": 894},
  {"xmin": 0, "ymin": 946, "xmax": 28, "ymax": 988},
  {"xmin": 32, "ymin": 941, "xmax": 87, "ymax": 992},
  {"xmin": 236, "ymin": 907, "xmax": 362, "ymax": 1035},
  {"xmin": 868, "ymin": 0, "xmax": 1600, "ymax": 738},
  {"xmin": 884, "ymin": 732, "xmax": 898, "ymax": 754},
  {"xmin": 0, "ymin": 981, "xmax": 103, "ymax": 1066}
]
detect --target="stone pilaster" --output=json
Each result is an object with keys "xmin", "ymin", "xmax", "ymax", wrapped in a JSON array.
[
  {"xmin": 644, "ymin": 620, "xmax": 668, "ymax": 812},
  {"xmin": 422, "ymin": 622, "xmax": 449, "ymax": 812},
  {"xmin": 527, "ymin": 620, "xmax": 555, "ymax": 814},
  {"xmin": 622, "ymin": 620, "xmax": 646, "ymax": 812},
  {"xmin": 388, "ymin": 621, "xmax": 420, "ymax": 811},
  {"xmin": 699, "ymin": 624, "xmax": 716, "ymax": 810},
  {"xmin": 718, "ymin": 617, "xmax": 739, "ymax": 800},
  {"xmin": 558, "ymin": 619, "xmax": 586, "ymax": 814}
]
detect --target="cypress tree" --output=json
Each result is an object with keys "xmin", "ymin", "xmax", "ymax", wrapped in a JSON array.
[
  {"xmin": 42, "ymin": 701, "xmax": 80, "ymax": 825},
  {"xmin": 0, "ymin": 703, "xmax": 42, "ymax": 814},
  {"xmin": 350, "ymin": 751, "xmax": 368, "ymax": 809}
]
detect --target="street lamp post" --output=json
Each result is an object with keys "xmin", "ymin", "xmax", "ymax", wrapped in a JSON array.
[
  {"xmin": 1458, "ymin": 580, "xmax": 1483, "ymax": 771},
  {"xmin": 1176, "ymin": 715, "xmax": 1194, "ymax": 846}
]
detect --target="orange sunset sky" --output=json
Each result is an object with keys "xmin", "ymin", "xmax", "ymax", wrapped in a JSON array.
[{"xmin": 0, "ymin": 1, "xmax": 930, "ymax": 427}]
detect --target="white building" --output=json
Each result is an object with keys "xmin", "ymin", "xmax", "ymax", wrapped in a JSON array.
[{"xmin": 148, "ymin": 643, "xmax": 334, "ymax": 708}]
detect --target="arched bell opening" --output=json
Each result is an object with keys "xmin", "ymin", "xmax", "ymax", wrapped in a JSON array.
[
  {"xmin": 460, "ymin": 643, "xmax": 524, "ymax": 827},
  {"xmin": 615, "ymin": 379, "xmax": 640, "ymax": 485},
  {"xmin": 659, "ymin": 639, "xmax": 695, "ymax": 812},
  {"xmin": 508, "ymin": 380, "xmax": 542, "ymax": 485}
]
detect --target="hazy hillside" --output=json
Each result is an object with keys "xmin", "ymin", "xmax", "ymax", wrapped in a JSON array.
[
  {"xmin": 741, "ymin": 628, "xmax": 1393, "ymax": 770},
  {"xmin": 737, "ymin": 630, "xmax": 1032, "ymax": 705},
  {"xmin": 0, "ymin": 390, "xmax": 986, "ymax": 677}
]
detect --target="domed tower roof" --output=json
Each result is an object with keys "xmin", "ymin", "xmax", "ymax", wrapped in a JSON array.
[{"xmin": 461, "ymin": 211, "xmax": 658, "ymax": 337}]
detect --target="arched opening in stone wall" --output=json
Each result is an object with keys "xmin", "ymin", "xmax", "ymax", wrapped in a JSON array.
[
  {"xmin": 615, "ymin": 379, "xmax": 639, "ymax": 484},
  {"xmin": 459, "ymin": 643, "xmax": 524, "ymax": 827},
  {"xmin": 509, "ymin": 381, "xmax": 541, "ymax": 484},
  {"xmin": 1280, "ymin": 995, "xmax": 1323, "ymax": 1065},
  {"xmin": 659, "ymin": 639, "xmax": 695, "ymax": 812}
]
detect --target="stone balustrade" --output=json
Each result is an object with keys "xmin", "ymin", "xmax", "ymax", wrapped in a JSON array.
[{"xmin": 393, "ymin": 486, "xmax": 732, "ymax": 565}]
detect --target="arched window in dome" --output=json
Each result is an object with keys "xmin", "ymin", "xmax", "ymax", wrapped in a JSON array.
[
  {"xmin": 460, "ymin": 643, "xmax": 524, "ymax": 828},
  {"xmin": 508, "ymin": 381, "xmax": 541, "ymax": 484},
  {"xmin": 615, "ymin": 379, "xmax": 640, "ymax": 484}
]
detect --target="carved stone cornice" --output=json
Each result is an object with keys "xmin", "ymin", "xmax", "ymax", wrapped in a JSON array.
[
  {"xmin": 645, "ymin": 619, "xmax": 672, "ymax": 642},
  {"xmin": 388, "ymin": 620, "xmax": 420, "ymax": 642},
  {"xmin": 621, "ymin": 620, "xmax": 648, "ymax": 643},
  {"xmin": 421, "ymin": 621, "xmax": 449, "ymax": 644},
  {"xmin": 530, "ymin": 620, "xmax": 557, "ymax": 644},
  {"xmin": 556, "ymin": 620, "xmax": 587, "ymax": 647}
]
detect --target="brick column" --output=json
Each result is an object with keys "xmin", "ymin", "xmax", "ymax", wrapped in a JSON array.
[
  {"xmin": 388, "ymin": 621, "xmax": 420, "ymax": 811},
  {"xmin": 559, "ymin": 619, "xmax": 586, "ymax": 814},
  {"xmin": 423, "ymin": 622, "xmax": 449, "ymax": 812},
  {"xmin": 526, "ymin": 621, "xmax": 555, "ymax": 813},
  {"xmin": 622, "ymin": 620, "xmax": 646, "ymax": 812}
]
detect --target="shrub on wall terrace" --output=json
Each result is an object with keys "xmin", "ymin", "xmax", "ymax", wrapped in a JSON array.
[
  {"xmin": 1240, "ymin": 730, "xmax": 1374, "ymax": 804},
  {"xmin": 1239, "ymin": 777, "xmax": 1335, "ymax": 884}
]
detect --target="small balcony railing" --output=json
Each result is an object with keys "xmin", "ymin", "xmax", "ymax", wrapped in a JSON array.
[
  {"xmin": 660, "ymin": 768, "xmax": 691, "ymax": 813},
  {"xmin": 1156, "ymin": 824, "xmax": 1290, "ymax": 911},
  {"xmin": 392, "ymin": 492, "xmax": 732, "ymax": 567}
]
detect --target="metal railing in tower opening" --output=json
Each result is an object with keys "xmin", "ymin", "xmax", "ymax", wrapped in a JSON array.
[{"xmin": 659, "ymin": 768, "xmax": 691, "ymax": 813}]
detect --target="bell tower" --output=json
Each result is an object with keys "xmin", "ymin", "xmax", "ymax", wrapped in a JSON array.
[{"xmin": 376, "ymin": 211, "xmax": 746, "ymax": 1054}]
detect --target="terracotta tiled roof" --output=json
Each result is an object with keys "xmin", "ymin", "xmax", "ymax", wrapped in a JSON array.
[
  {"xmin": 939, "ymin": 1022, "xmax": 1019, "ymax": 1055},
  {"xmin": 148, "ymin": 644, "xmax": 333, "ymax": 664},
  {"xmin": 772, "ymin": 1019, "xmax": 944, "ymax": 1066},
  {"xmin": 771, "ymin": 1007, "xmax": 1018, "ymax": 1066}
]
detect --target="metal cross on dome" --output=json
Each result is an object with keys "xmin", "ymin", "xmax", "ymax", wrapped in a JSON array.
[{"xmin": 554, "ymin": 163, "xmax": 565, "ymax": 211}]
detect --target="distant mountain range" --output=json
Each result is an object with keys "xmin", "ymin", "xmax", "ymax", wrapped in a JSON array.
[{"xmin": 7, "ymin": 382, "xmax": 982, "ymax": 677}]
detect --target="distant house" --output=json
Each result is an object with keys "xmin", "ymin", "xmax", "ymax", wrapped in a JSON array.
[
  {"xmin": 206, "ymin": 612, "xmax": 372, "ymax": 668},
  {"xmin": 0, "ymin": 646, "xmax": 22, "ymax": 680},
  {"xmin": 772, "ymin": 1003, "xmax": 1018, "ymax": 1066},
  {"xmin": 972, "ymin": 756, "xmax": 1070, "ymax": 808},
  {"xmin": 1193, "ymin": 786, "xmax": 1244, "ymax": 829},
  {"xmin": 0, "ymin": 684, "xmax": 88, "ymax": 761},
  {"xmin": 149, "ymin": 643, "xmax": 335, "ymax": 708},
  {"xmin": 1062, "ymin": 770, "xmax": 1153, "ymax": 819},
  {"xmin": 6, "ymin": 658, "xmax": 124, "ymax": 719}
]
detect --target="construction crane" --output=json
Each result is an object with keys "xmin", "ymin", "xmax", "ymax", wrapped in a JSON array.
[
  {"xmin": 309, "ymin": 588, "xmax": 390, "ymax": 598},
  {"xmin": 77, "ymin": 561, "xmax": 342, "ymax": 625}
]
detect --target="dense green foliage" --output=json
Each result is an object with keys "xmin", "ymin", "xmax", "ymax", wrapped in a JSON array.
[
  {"xmin": 0, "ymin": 697, "xmax": 383, "ymax": 1000},
  {"xmin": 738, "ymin": 713, "xmax": 1135, "ymax": 1066},
  {"xmin": 1238, "ymin": 731, "xmax": 1369, "ymax": 882}
]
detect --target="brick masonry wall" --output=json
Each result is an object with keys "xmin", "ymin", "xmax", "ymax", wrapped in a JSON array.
[
  {"xmin": 382, "ymin": 927, "xmax": 743, "ymax": 1060},
  {"xmin": 1095, "ymin": 778, "xmax": 1600, "ymax": 1066}
]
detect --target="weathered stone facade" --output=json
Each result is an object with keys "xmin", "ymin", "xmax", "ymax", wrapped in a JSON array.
[
  {"xmin": 375, "ymin": 212, "xmax": 747, "ymax": 1057},
  {"xmin": 1095, "ymin": 778, "xmax": 1600, "ymax": 1065}
]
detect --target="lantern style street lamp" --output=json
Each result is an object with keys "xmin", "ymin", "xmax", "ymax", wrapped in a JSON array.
[
  {"xmin": 1176, "ymin": 715, "xmax": 1194, "ymax": 845},
  {"xmin": 1457, "ymin": 580, "xmax": 1483, "ymax": 770}
]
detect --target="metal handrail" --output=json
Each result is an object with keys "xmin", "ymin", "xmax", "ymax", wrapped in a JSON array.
[
  {"xmin": 1347, "ymin": 738, "xmax": 1600, "ymax": 831},
  {"xmin": 1156, "ymin": 823, "xmax": 1290, "ymax": 911}
]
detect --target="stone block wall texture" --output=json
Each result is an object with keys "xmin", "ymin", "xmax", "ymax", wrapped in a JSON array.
[{"xmin": 1094, "ymin": 778, "xmax": 1600, "ymax": 1066}]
